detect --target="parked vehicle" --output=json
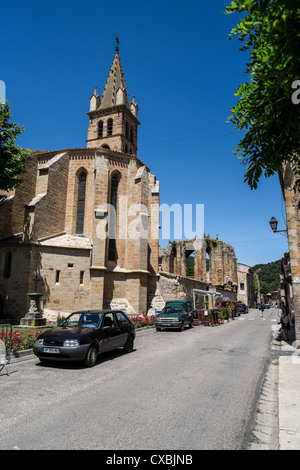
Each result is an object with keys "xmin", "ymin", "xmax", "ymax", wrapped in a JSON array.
[
  {"xmin": 221, "ymin": 300, "xmax": 239, "ymax": 317},
  {"xmin": 33, "ymin": 310, "xmax": 135, "ymax": 367},
  {"xmin": 237, "ymin": 303, "xmax": 248, "ymax": 314},
  {"xmin": 155, "ymin": 300, "xmax": 194, "ymax": 331}
]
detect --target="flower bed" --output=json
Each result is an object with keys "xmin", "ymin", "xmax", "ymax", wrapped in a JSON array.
[
  {"xmin": 0, "ymin": 328, "xmax": 44, "ymax": 354},
  {"xmin": 130, "ymin": 313, "xmax": 156, "ymax": 329}
]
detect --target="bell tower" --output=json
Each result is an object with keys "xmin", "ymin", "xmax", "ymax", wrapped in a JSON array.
[{"xmin": 86, "ymin": 38, "xmax": 140, "ymax": 155}]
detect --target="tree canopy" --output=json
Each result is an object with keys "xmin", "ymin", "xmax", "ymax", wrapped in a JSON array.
[
  {"xmin": 252, "ymin": 259, "xmax": 281, "ymax": 294},
  {"xmin": 225, "ymin": 0, "xmax": 300, "ymax": 191},
  {"xmin": 0, "ymin": 101, "xmax": 30, "ymax": 192}
]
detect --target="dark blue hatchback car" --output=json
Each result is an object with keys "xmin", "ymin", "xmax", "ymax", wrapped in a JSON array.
[{"xmin": 33, "ymin": 310, "xmax": 135, "ymax": 367}]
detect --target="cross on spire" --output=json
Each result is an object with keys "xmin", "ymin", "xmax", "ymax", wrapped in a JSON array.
[{"xmin": 115, "ymin": 33, "xmax": 120, "ymax": 53}]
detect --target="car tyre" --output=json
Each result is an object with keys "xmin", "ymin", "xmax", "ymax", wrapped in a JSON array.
[
  {"xmin": 188, "ymin": 321, "xmax": 193, "ymax": 328},
  {"xmin": 84, "ymin": 345, "xmax": 98, "ymax": 367},
  {"xmin": 123, "ymin": 335, "xmax": 134, "ymax": 353},
  {"xmin": 178, "ymin": 322, "xmax": 184, "ymax": 332},
  {"xmin": 156, "ymin": 327, "xmax": 161, "ymax": 331}
]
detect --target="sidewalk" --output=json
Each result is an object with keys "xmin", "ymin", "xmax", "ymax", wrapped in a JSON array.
[{"xmin": 279, "ymin": 327, "xmax": 300, "ymax": 450}]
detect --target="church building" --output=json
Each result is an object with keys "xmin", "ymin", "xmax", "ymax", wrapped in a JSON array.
[{"xmin": 0, "ymin": 42, "xmax": 160, "ymax": 323}]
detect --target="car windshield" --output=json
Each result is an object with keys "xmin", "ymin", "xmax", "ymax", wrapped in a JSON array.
[
  {"xmin": 61, "ymin": 312, "xmax": 103, "ymax": 328},
  {"xmin": 163, "ymin": 307, "xmax": 184, "ymax": 314}
]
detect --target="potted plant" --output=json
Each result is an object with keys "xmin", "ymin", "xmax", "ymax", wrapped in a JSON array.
[
  {"xmin": 222, "ymin": 306, "xmax": 231, "ymax": 322},
  {"xmin": 216, "ymin": 307, "xmax": 224, "ymax": 324}
]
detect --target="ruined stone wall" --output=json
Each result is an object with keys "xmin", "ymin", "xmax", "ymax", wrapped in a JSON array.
[
  {"xmin": 147, "ymin": 271, "xmax": 237, "ymax": 314},
  {"xmin": 161, "ymin": 238, "xmax": 238, "ymax": 293},
  {"xmin": 147, "ymin": 271, "xmax": 207, "ymax": 314}
]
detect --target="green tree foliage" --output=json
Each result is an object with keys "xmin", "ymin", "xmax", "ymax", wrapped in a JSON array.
[
  {"xmin": 186, "ymin": 254, "xmax": 195, "ymax": 277},
  {"xmin": 225, "ymin": 0, "xmax": 300, "ymax": 191},
  {"xmin": 252, "ymin": 259, "xmax": 281, "ymax": 293},
  {"xmin": 0, "ymin": 101, "xmax": 30, "ymax": 192}
]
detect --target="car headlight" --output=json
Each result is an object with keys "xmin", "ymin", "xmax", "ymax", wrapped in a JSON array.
[
  {"xmin": 64, "ymin": 339, "xmax": 79, "ymax": 347},
  {"xmin": 36, "ymin": 338, "xmax": 44, "ymax": 345}
]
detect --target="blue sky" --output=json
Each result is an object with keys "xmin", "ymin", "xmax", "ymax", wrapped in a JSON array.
[{"xmin": 0, "ymin": 0, "xmax": 289, "ymax": 267}]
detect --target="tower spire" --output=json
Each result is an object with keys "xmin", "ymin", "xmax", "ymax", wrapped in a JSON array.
[
  {"xmin": 86, "ymin": 38, "xmax": 140, "ymax": 154},
  {"xmin": 99, "ymin": 39, "xmax": 130, "ymax": 110}
]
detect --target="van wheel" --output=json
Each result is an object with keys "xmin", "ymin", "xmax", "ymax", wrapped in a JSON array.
[{"xmin": 84, "ymin": 346, "xmax": 98, "ymax": 367}]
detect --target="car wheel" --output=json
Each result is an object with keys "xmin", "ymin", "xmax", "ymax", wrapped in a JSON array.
[
  {"xmin": 188, "ymin": 320, "xmax": 193, "ymax": 328},
  {"xmin": 84, "ymin": 345, "xmax": 98, "ymax": 367},
  {"xmin": 178, "ymin": 322, "xmax": 184, "ymax": 332},
  {"xmin": 156, "ymin": 327, "xmax": 161, "ymax": 331},
  {"xmin": 123, "ymin": 335, "xmax": 134, "ymax": 353}
]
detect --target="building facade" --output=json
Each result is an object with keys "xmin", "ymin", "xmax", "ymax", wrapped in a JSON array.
[
  {"xmin": 237, "ymin": 263, "xmax": 255, "ymax": 307},
  {"xmin": 0, "ymin": 44, "xmax": 159, "ymax": 323}
]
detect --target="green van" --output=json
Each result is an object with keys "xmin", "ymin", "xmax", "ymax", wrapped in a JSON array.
[{"xmin": 155, "ymin": 300, "xmax": 194, "ymax": 332}]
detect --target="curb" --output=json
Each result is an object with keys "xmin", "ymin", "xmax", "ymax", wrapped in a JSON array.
[{"xmin": 9, "ymin": 349, "xmax": 35, "ymax": 363}]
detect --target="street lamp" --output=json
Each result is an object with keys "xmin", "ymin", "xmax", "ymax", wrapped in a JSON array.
[{"xmin": 269, "ymin": 217, "xmax": 287, "ymax": 234}]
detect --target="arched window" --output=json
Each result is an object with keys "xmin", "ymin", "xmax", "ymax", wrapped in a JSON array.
[
  {"xmin": 98, "ymin": 121, "xmax": 103, "ymax": 138},
  {"xmin": 107, "ymin": 118, "xmax": 113, "ymax": 136},
  {"xmin": 108, "ymin": 174, "xmax": 120, "ymax": 261},
  {"xmin": 3, "ymin": 251, "xmax": 12, "ymax": 279},
  {"xmin": 76, "ymin": 171, "xmax": 87, "ymax": 234}
]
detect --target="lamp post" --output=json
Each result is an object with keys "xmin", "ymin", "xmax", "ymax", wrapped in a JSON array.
[{"xmin": 269, "ymin": 217, "xmax": 287, "ymax": 234}]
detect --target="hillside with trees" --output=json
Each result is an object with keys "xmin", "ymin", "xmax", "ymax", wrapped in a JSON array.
[{"xmin": 252, "ymin": 260, "xmax": 281, "ymax": 295}]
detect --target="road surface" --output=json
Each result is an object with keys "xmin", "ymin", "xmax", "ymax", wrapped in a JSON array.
[{"xmin": 0, "ymin": 307, "xmax": 279, "ymax": 450}]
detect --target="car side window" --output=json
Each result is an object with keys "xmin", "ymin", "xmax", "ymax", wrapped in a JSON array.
[
  {"xmin": 103, "ymin": 313, "xmax": 116, "ymax": 328},
  {"xmin": 116, "ymin": 312, "xmax": 130, "ymax": 326}
]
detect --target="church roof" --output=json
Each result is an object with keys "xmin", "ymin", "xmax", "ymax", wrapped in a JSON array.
[{"xmin": 99, "ymin": 44, "xmax": 131, "ymax": 111}]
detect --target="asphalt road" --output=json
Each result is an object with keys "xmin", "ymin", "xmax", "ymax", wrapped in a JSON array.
[{"xmin": 0, "ymin": 308, "xmax": 280, "ymax": 450}]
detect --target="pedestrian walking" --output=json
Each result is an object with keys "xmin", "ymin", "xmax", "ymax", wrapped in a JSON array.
[
  {"xmin": 259, "ymin": 303, "xmax": 264, "ymax": 319},
  {"xmin": 279, "ymin": 305, "xmax": 291, "ymax": 341}
]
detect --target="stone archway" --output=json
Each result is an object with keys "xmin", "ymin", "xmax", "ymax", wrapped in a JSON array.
[{"xmin": 161, "ymin": 237, "xmax": 238, "ymax": 292}]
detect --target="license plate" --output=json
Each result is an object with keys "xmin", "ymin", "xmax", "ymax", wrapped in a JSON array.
[{"xmin": 43, "ymin": 347, "xmax": 61, "ymax": 354}]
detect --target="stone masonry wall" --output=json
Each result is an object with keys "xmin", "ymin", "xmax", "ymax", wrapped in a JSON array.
[{"xmin": 280, "ymin": 164, "xmax": 300, "ymax": 342}]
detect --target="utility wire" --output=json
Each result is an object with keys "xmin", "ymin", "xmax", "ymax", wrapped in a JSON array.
[{"xmin": 144, "ymin": 131, "xmax": 240, "ymax": 143}]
